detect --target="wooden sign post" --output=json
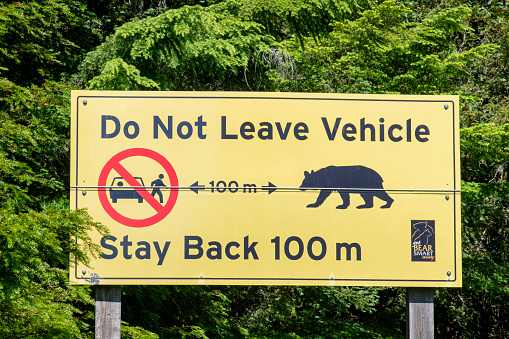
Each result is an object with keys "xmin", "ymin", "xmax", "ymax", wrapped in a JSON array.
[
  {"xmin": 407, "ymin": 287, "xmax": 434, "ymax": 338},
  {"xmin": 95, "ymin": 285, "xmax": 121, "ymax": 339}
]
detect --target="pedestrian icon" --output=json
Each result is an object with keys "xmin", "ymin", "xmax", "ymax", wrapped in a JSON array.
[{"xmin": 151, "ymin": 174, "xmax": 167, "ymax": 203}]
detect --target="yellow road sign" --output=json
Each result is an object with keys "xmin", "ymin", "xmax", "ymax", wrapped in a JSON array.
[{"xmin": 70, "ymin": 91, "xmax": 461, "ymax": 287}]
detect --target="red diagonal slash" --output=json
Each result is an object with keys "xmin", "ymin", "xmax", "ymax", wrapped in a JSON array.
[
  {"xmin": 97, "ymin": 148, "xmax": 179, "ymax": 228},
  {"xmin": 112, "ymin": 162, "xmax": 164, "ymax": 213}
]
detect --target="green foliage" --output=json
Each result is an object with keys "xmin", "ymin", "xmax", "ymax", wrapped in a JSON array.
[
  {"xmin": 88, "ymin": 58, "xmax": 160, "ymax": 90},
  {"xmin": 85, "ymin": 0, "xmax": 218, "ymax": 37},
  {"xmin": 461, "ymin": 96, "xmax": 509, "ymax": 127},
  {"xmin": 121, "ymin": 285, "xmax": 245, "ymax": 338},
  {"xmin": 214, "ymin": 0, "xmax": 371, "ymax": 42},
  {"xmin": 247, "ymin": 48, "xmax": 298, "ymax": 91},
  {"xmin": 78, "ymin": 5, "xmax": 273, "ymax": 90},
  {"xmin": 434, "ymin": 181, "xmax": 509, "ymax": 337},
  {"xmin": 228, "ymin": 285, "xmax": 381, "ymax": 338},
  {"xmin": 0, "ymin": 3, "xmax": 108, "ymax": 335},
  {"xmin": 280, "ymin": 1, "xmax": 498, "ymax": 94},
  {"xmin": 460, "ymin": 123, "xmax": 509, "ymax": 182},
  {"xmin": 0, "ymin": 205, "xmax": 108, "ymax": 338},
  {"xmin": 461, "ymin": 182, "xmax": 509, "ymax": 275},
  {"xmin": 0, "ymin": 0, "xmax": 99, "ymax": 86},
  {"xmin": 1, "ymin": 0, "xmax": 509, "ymax": 337},
  {"xmin": 121, "ymin": 321, "xmax": 159, "ymax": 339},
  {"xmin": 119, "ymin": 284, "xmax": 386, "ymax": 338},
  {"xmin": 456, "ymin": 3, "xmax": 509, "ymax": 126},
  {"xmin": 0, "ymin": 80, "xmax": 73, "ymax": 211}
]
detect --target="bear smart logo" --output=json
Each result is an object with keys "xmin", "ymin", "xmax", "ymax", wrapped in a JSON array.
[
  {"xmin": 299, "ymin": 165, "xmax": 394, "ymax": 209},
  {"xmin": 411, "ymin": 220, "xmax": 435, "ymax": 262}
]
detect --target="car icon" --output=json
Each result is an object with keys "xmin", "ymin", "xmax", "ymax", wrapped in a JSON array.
[{"xmin": 109, "ymin": 177, "xmax": 145, "ymax": 203}]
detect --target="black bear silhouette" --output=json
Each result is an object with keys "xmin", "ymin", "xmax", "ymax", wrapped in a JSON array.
[{"xmin": 299, "ymin": 165, "xmax": 394, "ymax": 209}]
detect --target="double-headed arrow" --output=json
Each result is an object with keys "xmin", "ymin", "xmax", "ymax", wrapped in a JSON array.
[{"xmin": 189, "ymin": 181, "xmax": 277, "ymax": 194}]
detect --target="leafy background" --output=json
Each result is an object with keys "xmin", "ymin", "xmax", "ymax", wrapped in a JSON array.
[{"xmin": 1, "ymin": 0, "xmax": 508, "ymax": 338}]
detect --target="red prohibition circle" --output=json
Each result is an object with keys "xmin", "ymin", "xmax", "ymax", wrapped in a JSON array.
[{"xmin": 98, "ymin": 148, "xmax": 179, "ymax": 228}]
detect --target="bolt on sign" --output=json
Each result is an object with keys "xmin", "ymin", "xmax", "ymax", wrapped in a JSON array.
[{"xmin": 70, "ymin": 91, "xmax": 461, "ymax": 287}]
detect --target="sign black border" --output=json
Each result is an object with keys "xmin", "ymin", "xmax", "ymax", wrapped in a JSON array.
[{"xmin": 73, "ymin": 94, "xmax": 459, "ymax": 285}]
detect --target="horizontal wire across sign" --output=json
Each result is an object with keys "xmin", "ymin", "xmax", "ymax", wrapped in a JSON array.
[{"xmin": 70, "ymin": 185, "xmax": 460, "ymax": 193}]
